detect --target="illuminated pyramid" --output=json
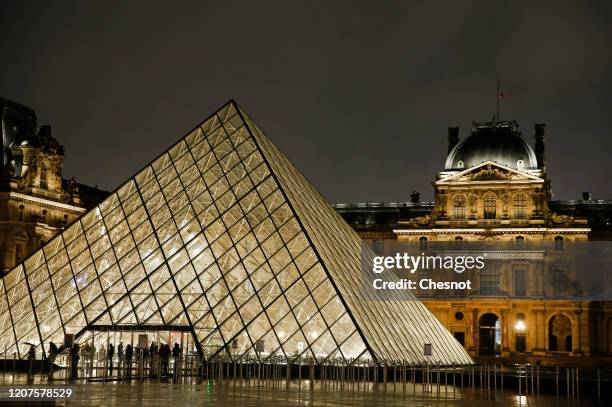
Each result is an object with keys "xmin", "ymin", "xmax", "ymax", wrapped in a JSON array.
[{"xmin": 0, "ymin": 101, "xmax": 472, "ymax": 365}]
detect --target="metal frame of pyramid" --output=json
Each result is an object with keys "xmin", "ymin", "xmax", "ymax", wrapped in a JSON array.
[{"xmin": 0, "ymin": 101, "xmax": 472, "ymax": 365}]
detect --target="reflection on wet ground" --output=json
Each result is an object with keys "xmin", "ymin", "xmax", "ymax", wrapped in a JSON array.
[{"xmin": 0, "ymin": 374, "xmax": 606, "ymax": 406}]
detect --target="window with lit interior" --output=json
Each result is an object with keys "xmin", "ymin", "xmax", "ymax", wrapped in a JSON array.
[
  {"xmin": 453, "ymin": 195, "xmax": 466, "ymax": 220},
  {"xmin": 483, "ymin": 194, "xmax": 496, "ymax": 219},
  {"xmin": 513, "ymin": 193, "xmax": 527, "ymax": 219}
]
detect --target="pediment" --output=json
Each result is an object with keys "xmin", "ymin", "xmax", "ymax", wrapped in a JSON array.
[{"xmin": 437, "ymin": 161, "xmax": 544, "ymax": 184}]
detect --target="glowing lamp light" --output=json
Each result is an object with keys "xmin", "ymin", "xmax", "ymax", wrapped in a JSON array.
[{"xmin": 514, "ymin": 320, "xmax": 526, "ymax": 331}]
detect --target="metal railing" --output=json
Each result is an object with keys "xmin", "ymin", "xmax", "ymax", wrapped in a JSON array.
[{"xmin": 1, "ymin": 348, "xmax": 610, "ymax": 401}]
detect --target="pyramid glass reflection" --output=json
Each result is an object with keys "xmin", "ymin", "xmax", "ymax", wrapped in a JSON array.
[{"xmin": 0, "ymin": 101, "xmax": 472, "ymax": 365}]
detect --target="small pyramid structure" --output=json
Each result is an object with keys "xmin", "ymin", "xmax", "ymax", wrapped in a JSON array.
[{"xmin": 0, "ymin": 101, "xmax": 472, "ymax": 365}]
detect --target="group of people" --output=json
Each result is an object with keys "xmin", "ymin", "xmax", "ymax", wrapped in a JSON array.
[
  {"xmin": 96, "ymin": 341, "xmax": 135, "ymax": 377},
  {"xmin": 145, "ymin": 342, "xmax": 183, "ymax": 377},
  {"xmin": 33, "ymin": 339, "xmax": 182, "ymax": 380},
  {"xmin": 97, "ymin": 341, "xmax": 182, "ymax": 378},
  {"xmin": 31, "ymin": 341, "xmax": 82, "ymax": 381}
]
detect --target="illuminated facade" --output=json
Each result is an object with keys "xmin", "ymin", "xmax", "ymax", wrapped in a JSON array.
[
  {"xmin": 0, "ymin": 101, "xmax": 472, "ymax": 365},
  {"xmin": 336, "ymin": 120, "xmax": 612, "ymax": 363},
  {"xmin": 0, "ymin": 98, "xmax": 106, "ymax": 273}
]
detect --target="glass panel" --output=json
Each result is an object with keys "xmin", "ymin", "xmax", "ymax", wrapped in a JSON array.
[{"xmin": 0, "ymin": 102, "xmax": 473, "ymax": 366}]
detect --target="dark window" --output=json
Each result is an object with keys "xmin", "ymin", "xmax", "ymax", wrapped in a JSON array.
[
  {"xmin": 515, "ymin": 236, "xmax": 525, "ymax": 249},
  {"xmin": 454, "ymin": 332, "xmax": 465, "ymax": 347},
  {"xmin": 419, "ymin": 236, "xmax": 428, "ymax": 251},
  {"xmin": 552, "ymin": 269, "xmax": 567, "ymax": 297},
  {"xmin": 483, "ymin": 195, "xmax": 496, "ymax": 219},
  {"xmin": 516, "ymin": 334, "xmax": 527, "ymax": 352},
  {"xmin": 40, "ymin": 163, "xmax": 48, "ymax": 189},
  {"xmin": 453, "ymin": 271, "xmax": 467, "ymax": 296},
  {"xmin": 454, "ymin": 236, "xmax": 463, "ymax": 248},
  {"xmin": 514, "ymin": 269, "xmax": 526, "ymax": 297},
  {"xmin": 372, "ymin": 239, "xmax": 384, "ymax": 253},
  {"xmin": 480, "ymin": 262, "xmax": 501, "ymax": 295},
  {"xmin": 417, "ymin": 268, "xmax": 428, "ymax": 294},
  {"xmin": 15, "ymin": 245, "xmax": 23, "ymax": 263},
  {"xmin": 554, "ymin": 236, "xmax": 564, "ymax": 251}
]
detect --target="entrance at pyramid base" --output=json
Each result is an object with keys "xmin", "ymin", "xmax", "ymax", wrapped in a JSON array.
[{"xmin": 66, "ymin": 325, "xmax": 198, "ymax": 381}]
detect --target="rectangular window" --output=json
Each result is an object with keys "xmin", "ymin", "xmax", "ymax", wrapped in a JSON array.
[
  {"xmin": 483, "ymin": 196, "xmax": 496, "ymax": 219},
  {"xmin": 15, "ymin": 245, "xmax": 23, "ymax": 264},
  {"xmin": 372, "ymin": 240, "xmax": 384, "ymax": 254},
  {"xmin": 552, "ymin": 269, "xmax": 567, "ymax": 297},
  {"xmin": 513, "ymin": 194, "xmax": 527, "ymax": 219},
  {"xmin": 454, "ymin": 332, "xmax": 465, "ymax": 347},
  {"xmin": 514, "ymin": 269, "xmax": 526, "ymax": 297},
  {"xmin": 480, "ymin": 261, "xmax": 501, "ymax": 295},
  {"xmin": 417, "ymin": 268, "xmax": 428, "ymax": 295},
  {"xmin": 453, "ymin": 271, "xmax": 467, "ymax": 296},
  {"xmin": 516, "ymin": 334, "xmax": 526, "ymax": 352},
  {"xmin": 453, "ymin": 196, "xmax": 466, "ymax": 220},
  {"xmin": 554, "ymin": 236, "xmax": 564, "ymax": 251}
]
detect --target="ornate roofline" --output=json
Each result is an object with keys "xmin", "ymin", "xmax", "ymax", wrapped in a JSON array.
[{"xmin": 6, "ymin": 191, "xmax": 85, "ymax": 214}]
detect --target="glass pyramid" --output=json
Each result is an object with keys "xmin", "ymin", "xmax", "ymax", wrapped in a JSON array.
[{"xmin": 0, "ymin": 101, "xmax": 472, "ymax": 365}]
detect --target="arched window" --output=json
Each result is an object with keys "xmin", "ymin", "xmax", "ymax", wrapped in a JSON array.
[
  {"xmin": 515, "ymin": 236, "xmax": 525, "ymax": 249},
  {"xmin": 554, "ymin": 235, "xmax": 564, "ymax": 251},
  {"xmin": 453, "ymin": 195, "xmax": 466, "ymax": 220},
  {"xmin": 483, "ymin": 194, "xmax": 496, "ymax": 219},
  {"xmin": 549, "ymin": 314, "xmax": 572, "ymax": 352},
  {"xmin": 419, "ymin": 236, "xmax": 428, "ymax": 251},
  {"xmin": 40, "ymin": 163, "xmax": 48, "ymax": 189},
  {"xmin": 513, "ymin": 194, "xmax": 527, "ymax": 219}
]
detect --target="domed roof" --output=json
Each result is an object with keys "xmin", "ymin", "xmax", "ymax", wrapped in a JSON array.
[{"xmin": 445, "ymin": 121, "xmax": 538, "ymax": 170}]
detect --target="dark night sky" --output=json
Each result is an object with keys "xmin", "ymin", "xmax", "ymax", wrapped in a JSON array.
[{"xmin": 1, "ymin": 1, "xmax": 610, "ymax": 202}]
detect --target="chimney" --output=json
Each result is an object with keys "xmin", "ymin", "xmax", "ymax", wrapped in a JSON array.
[
  {"xmin": 410, "ymin": 191, "xmax": 420, "ymax": 204},
  {"xmin": 447, "ymin": 127, "xmax": 459, "ymax": 153},
  {"xmin": 534, "ymin": 124, "xmax": 545, "ymax": 170}
]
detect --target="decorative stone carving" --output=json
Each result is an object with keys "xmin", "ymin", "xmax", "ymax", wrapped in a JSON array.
[
  {"xmin": 550, "ymin": 212, "xmax": 575, "ymax": 225},
  {"xmin": 405, "ymin": 214, "xmax": 431, "ymax": 227},
  {"xmin": 470, "ymin": 166, "xmax": 512, "ymax": 181}
]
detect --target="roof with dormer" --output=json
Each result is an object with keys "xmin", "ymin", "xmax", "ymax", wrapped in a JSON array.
[{"xmin": 445, "ymin": 120, "xmax": 538, "ymax": 170}]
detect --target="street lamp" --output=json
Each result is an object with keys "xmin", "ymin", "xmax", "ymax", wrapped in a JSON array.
[{"xmin": 514, "ymin": 313, "xmax": 526, "ymax": 331}]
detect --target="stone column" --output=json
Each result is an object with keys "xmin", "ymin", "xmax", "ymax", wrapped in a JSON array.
[
  {"xmin": 530, "ymin": 309, "xmax": 539, "ymax": 352},
  {"xmin": 501, "ymin": 309, "xmax": 510, "ymax": 356},
  {"xmin": 533, "ymin": 309, "xmax": 547, "ymax": 354},
  {"xmin": 572, "ymin": 310, "xmax": 582, "ymax": 355},
  {"xmin": 532, "ymin": 261, "xmax": 545, "ymax": 297},
  {"xmin": 469, "ymin": 308, "xmax": 478, "ymax": 355}
]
